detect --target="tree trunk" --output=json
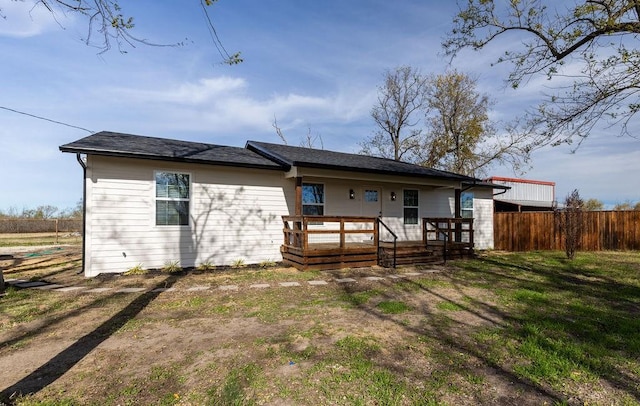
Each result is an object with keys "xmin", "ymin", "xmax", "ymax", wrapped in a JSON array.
[{"xmin": 0, "ymin": 270, "xmax": 5, "ymax": 293}]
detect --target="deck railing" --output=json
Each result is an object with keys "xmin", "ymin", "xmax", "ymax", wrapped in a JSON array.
[
  {"xmin": 422, "ymin": 218, "xmax": 474, "ymax": 262},
  {"xmin": 376, "ymin": 218, "xmax": 397, "ymax": 268},
  {"xmin": 282, "ymin": 216, "xmax": 379, "ymax": 251},
  {"xmin": 281, "ymin": 216, "xmax": 474, "ymax": 269}
]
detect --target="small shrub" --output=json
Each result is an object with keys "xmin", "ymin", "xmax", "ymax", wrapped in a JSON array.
[
  {"xmin": 124, "ymin": 264, "xmax": 147, "ymax": 275},
  {"xmin": 197, "ymin": 260, "xmax": 215, "ymax": 271},
  {"xmin": 258, "ymin": 259, "xmax": 276, "ymax": 268},
  {"xmin": 162, "ymin": 260, "xmax": 182, "ymax": 273},
  {"xmin": 231, "ymin": 258, "xmax": 245, "ymax": 269}
]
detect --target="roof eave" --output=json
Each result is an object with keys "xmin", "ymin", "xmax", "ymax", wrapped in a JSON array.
[
  {"xmin": 289, "ymin": 161, "xmax": 472, "ymax": 182},
  {"xmin": 59, "ymin": 146, "xmax": 284, "ymax": 171}
]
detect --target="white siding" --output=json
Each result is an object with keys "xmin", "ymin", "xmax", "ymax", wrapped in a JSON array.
[
  {"xmin": 302, "ymin": 178, "xmax": 459, "ymax": 243},
  {"xmin": 305, "ymin": 181, "xmax": 379, "ymax": 244},
  {"xmin": 83, "ymin": 156, "xmax": 496, "ymax": 276},
  {"xmin": 84, "ymin": 156, "xmax": 291, "ymax": 276}
]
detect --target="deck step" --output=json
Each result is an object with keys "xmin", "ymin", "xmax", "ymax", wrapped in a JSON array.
[{"xmin": 378, "ymin": 243, "xmax": 474, "ymax": 267}]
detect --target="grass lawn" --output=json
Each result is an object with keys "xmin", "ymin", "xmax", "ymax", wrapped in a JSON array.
[
  {"xmin": 0, "ymin": 232, "xmax": 81, "ymax": 247},
  {"xmin": 1, "ymin": 247, "xmax": 639, "ymax": 405}
]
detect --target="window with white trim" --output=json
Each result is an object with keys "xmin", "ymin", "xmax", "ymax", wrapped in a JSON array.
[
  {"xmin": 155, "ymin": 172, "xmax": 190, "ymax": 226},
  {"xmin": 461, "ymin": 192, "xmax": 474, "ymax": 218},
  {"xmin": 403, "ymin": 189, "xmax": 419, "ymax": 225},
  {"xmin": 302, "ymin": 183, "xmax": 324, "ymax": 215}
]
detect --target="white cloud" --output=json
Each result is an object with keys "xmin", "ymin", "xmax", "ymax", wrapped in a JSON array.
[
  {"xmin": 110, "ymin": 77, "xmax": 248, "ymax": 105},
  {"xmin": 98, "ymin": 76, "xmax": 374, "ymax": 137},
  {"xmin": 0, "ymin": 0, "xmax": 65, "ymax": 37}
]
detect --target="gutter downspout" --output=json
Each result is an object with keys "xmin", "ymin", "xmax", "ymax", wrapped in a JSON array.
[
  {"xmin": 76, "ymin": 153, "xmax": 87, "ymax": 275},
  {"xmin": 493, "ymin": 188, "xmax": 508, "ymax": 197}
]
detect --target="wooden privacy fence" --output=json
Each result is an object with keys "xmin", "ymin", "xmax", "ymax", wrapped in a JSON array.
[
  {"xmin": 493, "ymin": 211, "xmax": 640, "ymax": 251},
  {"xmin": 494, "ymin": 211, "xmax": 640, "ymax": 251}
]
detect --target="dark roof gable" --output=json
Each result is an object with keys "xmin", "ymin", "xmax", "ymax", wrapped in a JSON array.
[
  {"xmin": 60, "ymin": 131, "xmax": 283, "ymax": 170},
  {"xmin": 246, "ymin": 141, "xmax": 475, "ymax": 182}
]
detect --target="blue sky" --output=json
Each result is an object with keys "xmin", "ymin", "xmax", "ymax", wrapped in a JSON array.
[{"xmin": 1, "ymin": 0, "xmax": 638, "ymax": 212}]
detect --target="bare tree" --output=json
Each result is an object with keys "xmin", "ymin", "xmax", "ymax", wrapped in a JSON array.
[
  {"xmin": 613, "ymin": 201, "xmax": 635, "ymax": 210},
  {"xmin": 272, "ymin": 116, "xmax": 288, "ymax": 145},
  {"xmin": 557, "ymin": 189, "xmax": 584, "ymax": 260},
  {"xmin": 272, "ymin": 116, "xmax": 323, "ymax": 149},
  {"xmin": 2, "ymin": 0, "xmax": 241, "ymax": 63},
  {"xmin": 444, "ymin": 0, "xmax": 640, "ymax": 149},
  {"xmin": 362, "ymin": 67, "xmax": 530, "ymax": 176},
  {"xmin": 300, "ymin": 128, "xmax": 324, "ymax": 150},
  {"xmin": 360, "ymin": 66, "xmax": 429, "ymax": 162}
]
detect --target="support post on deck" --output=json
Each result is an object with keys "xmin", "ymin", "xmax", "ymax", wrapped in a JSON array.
[
  {"xmin": 295, "ymin": 177, "xmax": 303, "ymax": 247},
  {"xmin": 302, "ymin": 217, "xmax": 308, "ymax": 251},
  {"xmin": 295, "ymin": 177, "xmax": 303, "ymax": 215},
  {"xmin": 454, "ymin": 188, "xmax": 462, "ymax": 243}
]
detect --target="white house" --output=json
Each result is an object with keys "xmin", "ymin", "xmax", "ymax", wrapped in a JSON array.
[{"xmin": 60, "ymin": 131, "xmax": 503, "ymax": 276}]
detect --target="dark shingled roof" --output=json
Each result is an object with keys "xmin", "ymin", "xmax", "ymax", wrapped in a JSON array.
[
  {"xmin": 60, "ymin": 131, "xmax": 283, "ymax": 170},
  {"xmin": 60, "ymin": 132, "xmax": 496, "ymax": 185},
  {"xmin": 246, "ymin": 141, "xmax": 476, "ymax": 182}
]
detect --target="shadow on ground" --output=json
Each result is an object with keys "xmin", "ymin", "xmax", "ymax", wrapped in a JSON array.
[{"xmin": 0, "ymin": 275, "xmax": 179, "ymax": 404}]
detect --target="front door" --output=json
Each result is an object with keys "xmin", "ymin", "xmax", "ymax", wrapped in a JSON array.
[{"xmin": 362, "ymin": 188, "xmax": 382, "ymax": 217}]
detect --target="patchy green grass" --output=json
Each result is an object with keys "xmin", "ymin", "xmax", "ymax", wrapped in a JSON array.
[
  {"xmin": 376, "ymin": 300, "xmax": 412, "ymax": 314},
  {"xmin": 454, "ymin": 251, "xmax": 640, "ymax": 394},
  {"xmin": 3, "ymin": 250, "xmax": 640, "ymax": 405},
  {"xmin": 207, "ymin": 363, "xmax": 260, "ymax": 405},
  {"xmin": 340, "ymin": 288, "xmax": 382, "ymax": 307},
  {"xmin": 435, "ymin": 301, "xmax": 464, "ymax": 312},
  {"xmin": 0, "ymin": 287, "xmax": 81, "ymax": 331}
]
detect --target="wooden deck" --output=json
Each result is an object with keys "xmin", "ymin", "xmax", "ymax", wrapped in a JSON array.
[{"xmin": 281, "ymin": 216, "xmax": 474, "ymax": 270}]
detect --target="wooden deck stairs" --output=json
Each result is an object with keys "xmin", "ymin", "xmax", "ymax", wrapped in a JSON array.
[{"xmin": 378, "ymin": 240, "xmax": 474, "ymax": 268}]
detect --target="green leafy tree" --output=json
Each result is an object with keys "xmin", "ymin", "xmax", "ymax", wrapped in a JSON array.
[
  {"xmin": 1, "ymin": 0, "xmax": 241, "ymax": 64},
  {"xmin": 444, "ymin": 0, "xmax": 640, "ymax": 149},
  {"xmin": 422, "ymin": 71, "xmax": 529, "ymax": 176},
  {"xmin": 583, "ymin": 198, "xmax": 604, "ymax": 211}
]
